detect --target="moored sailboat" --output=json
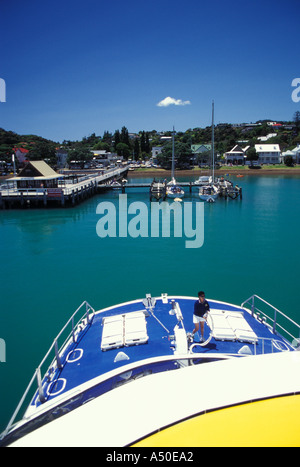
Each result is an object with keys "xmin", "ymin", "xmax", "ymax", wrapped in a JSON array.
[
  {"xmin": 166, "ymin": 127, "xmax": 184, "ymax": 199},
  {"xmin": 199, "ymin": 101, "xmax": 220, "ymax": 202}
]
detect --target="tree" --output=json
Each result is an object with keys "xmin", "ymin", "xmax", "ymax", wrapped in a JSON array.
[
  {"xmin": 30, "ymin": 141, "xmax": 57, "ymax": 166},
  {"xmin": 133, "ymin": 138, "xmax": 140, "ymax": 160},
  {"xmin": 246, "ymin": 147, "xmax": 258, "ymax": 164},
  {"xmin": 157, "ymin": 141, "xmax": 192, "ymax": 169},
  {"xmin": 113, "ymin": 130, "xmax": 120, "ymax": 150},
  {"xmin": 120, "ymin": 126, "xmax": 130, "ymax": 147},
  {"xmin": 116, "ymin": 142, "xmax": 130, "ymax": 159},
  {"xmin": 103, "ymin": 131, "xmax": 113, "ymax": 146},
  {"xmin": 284, "ymin": 155, "xmax": 294, "ymax": 167},
  {"xmin": 145, "ymin": 133, "xmax": 150, "ymax": 154},
  {"xmin": 93, "ymin": 142, "xmax": 111, "ymax": 152},
  {"xmin": 67, "ymin": 148, "xmax": 93, "ymax": 167},
  {"xmin": 140, "ymin": 131, "xmax": 146, "ymax": 153}
]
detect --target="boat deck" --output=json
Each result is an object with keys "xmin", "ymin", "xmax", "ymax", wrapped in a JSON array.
[
  {"xmin": 30, "ymin": 296, "xmax": 294, "ymax": 411},
  {"xmin": 2, "ymin": 293, "xmax": 299, "ymax": 447}
]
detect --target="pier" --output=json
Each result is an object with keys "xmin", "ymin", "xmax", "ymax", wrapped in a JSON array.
[
  {"xmin": 0, "ymin": 165, "xmax": 242, "ymax": 209},
  {"xmin": 0, "ymin": 166, "xmax": 129, "ymax": 209},
  {"xmin": 99, "ymin": 180, "xmax": 242, "ymax": 199}
]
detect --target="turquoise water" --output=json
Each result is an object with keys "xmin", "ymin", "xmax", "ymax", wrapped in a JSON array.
[{"xmin": 0, "ymin": 174, "xmax": 300, "ymax": 431}]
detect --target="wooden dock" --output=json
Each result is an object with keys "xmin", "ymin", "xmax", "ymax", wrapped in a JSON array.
[
  {"xmin": 99, "ymin": 181, "xmax": 242, "ymax": 199},
  {"xmin": 0, "ymin": 168, "xmax": 242, "ymax": 209},
  {"xmin": 0, "ymin": 167, "xmax": 128, "ymax": 209}
]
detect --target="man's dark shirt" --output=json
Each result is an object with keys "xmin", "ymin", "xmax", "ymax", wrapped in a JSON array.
[{"xmin": 194, "ymin": 299, "xmax": 210, "ymax": 317}]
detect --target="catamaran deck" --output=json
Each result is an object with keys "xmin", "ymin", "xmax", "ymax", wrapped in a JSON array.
[
  {"xmin": 29, "ymin": 295, "xmax": 296, "ymax": 410},
  {"xmin": 1, "ymin": 293, "xmax": 299, "ymax": 447}
]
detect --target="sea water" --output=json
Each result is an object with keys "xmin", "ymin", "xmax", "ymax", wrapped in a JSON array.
[{"xmin": 0, "ymin": 174, "xmax": 299, "ymax": 431}]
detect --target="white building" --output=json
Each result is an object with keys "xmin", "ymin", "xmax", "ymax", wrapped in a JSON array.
[
  {"xmin": 224, "ymin": 145, "xmax": 249, "ymax": 165},
  {"xmin": 92, "ymin": 151, "xmax": 120, "ymax": 166},
  {"xmin": 152, "ymin": 147, "xmax": 163, "ymax": 158},
  {"xmin": 257, "ymin": 133, "xmax": 277, "ymax": 142},
  {"xmin": 281, "ymin": 144, "xmax": 300, "ymax": 164},
  {"xmin": 254, "ymin": 144, "xmax": 281, "ymax": 164}
]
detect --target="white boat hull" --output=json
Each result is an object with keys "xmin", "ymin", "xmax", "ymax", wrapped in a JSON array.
[
  {"xmin": 166, "ymin": 190, "xmax": 184, "ymax": 199},
  {"xmin": 199, "ymin": 185, "xmax": 219, "ymax": 201}
]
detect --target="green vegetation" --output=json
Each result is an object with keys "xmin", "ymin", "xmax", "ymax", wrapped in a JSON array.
[{"xmin": 0, "ymin": 111, "xmax": 299, "ymax": 170}]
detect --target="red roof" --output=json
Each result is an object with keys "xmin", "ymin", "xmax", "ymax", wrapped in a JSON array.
[{"xmin": 13, "ymin": 147, "xmax": 29, "ymax": 154}]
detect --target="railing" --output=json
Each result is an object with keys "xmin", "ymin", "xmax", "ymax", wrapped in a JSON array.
[
  {"xmin": 0, "ymin": 301, "xmax": 95, "ymax": 440},
  {"xmin": 0, "ymin": 166, "xmax": 129, "ymax": 197},
  {"xmin": 241, "ymin": 294, "xmax": 300, "ymax": 348},
  {"xmin": 0, "ymin": 352, "xmax": 234, "ymax": 443}
]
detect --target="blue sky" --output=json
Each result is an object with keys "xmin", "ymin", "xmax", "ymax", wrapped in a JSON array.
[{"xmin": 0, "ymin": 0, "xmax": 299, "ymax": 142}]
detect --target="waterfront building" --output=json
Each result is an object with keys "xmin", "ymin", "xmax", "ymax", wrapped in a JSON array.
[
  {"xmin": 224, "ymin": 145, "xmax": 249, "ymax": 165},
  {"xmin": 191, "ymin": 144, "xmax": 212, "ymax": 165},
  {"xmin": 10, "ymin": 160, "xmax": 62, "ymax": 190},
  {"xmin": 281, "ymin": 144, "xmax": 300, "ymax": 164},
  {"xmin": 254, "ymin": 144, "xmax": 281, "ymax": 164}
]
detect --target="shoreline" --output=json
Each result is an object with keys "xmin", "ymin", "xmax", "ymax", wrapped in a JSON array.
[
  {"xmin": 127, "ymin": 167, "xmax": 300, "ymax": 177},
  {"xmin": 1, "ymin": 167, "xmax": 300, "ymax": 183}
]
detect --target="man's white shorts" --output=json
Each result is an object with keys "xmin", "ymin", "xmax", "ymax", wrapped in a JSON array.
[{"xmin": 193, "ymin": 314, "xmax": 206, "ymax": 324}]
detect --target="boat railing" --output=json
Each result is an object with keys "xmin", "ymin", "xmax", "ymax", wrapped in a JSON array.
[
  {"xmin": 241, "ymin": 294, "xmax": 300, "ymax": 348},
  {"xmin": 0, "ymin": 301, "xmax": 95, "ymax": 440}
]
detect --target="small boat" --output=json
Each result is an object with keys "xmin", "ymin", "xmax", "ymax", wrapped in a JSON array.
[
  {"xmin": 1, "ymin": 292, "xmax": 299, "ymax": 447},
  {"xmin": 150, "ymin": 180, "xmax": 166, "ymax": 200},
  {"xmin": 194, "ymin": 175, "xmax": 210, "ymax": 186},
  {"xmin": 199, "ymin": 184, "xmax": 219, "ymax": 202},
  {"xmin": 166, "ymin": 179, "xmax": 185, "ymax": 199}
]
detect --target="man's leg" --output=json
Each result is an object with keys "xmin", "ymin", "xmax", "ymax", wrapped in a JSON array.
[{"xmin": 200, "ymin": 321, "xmax": 205, "ymax": 338}]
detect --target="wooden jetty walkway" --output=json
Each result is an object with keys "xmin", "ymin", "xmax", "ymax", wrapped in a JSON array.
[
  {"xmin": 0, "ymin": 166, "xmax": 129, "ymax": 209},
  {"xmin": 0, "ymin": 166, "xmax": 242, "ymax": 209},
  {"xmin": 99, "ymin": 181, "xmax": 242, "ymax": 199}
]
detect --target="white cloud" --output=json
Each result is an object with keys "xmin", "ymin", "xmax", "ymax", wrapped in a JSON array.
[{"xmin": 157, "ymin": 96, "xmax": 191, "ymax": 107}]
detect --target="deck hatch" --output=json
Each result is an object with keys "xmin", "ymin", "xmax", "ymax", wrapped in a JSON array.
[
  {"xmin": 211, "ymin": 309, "xmax": 258, "ymax": 344},
  {"xmin": 101, "ymin": 311, "xmax": 148, "ymax": 351}
]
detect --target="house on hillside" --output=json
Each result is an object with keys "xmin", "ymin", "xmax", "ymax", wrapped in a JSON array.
[
  {"xmin": 91, "ymin": 151, "xmax": 119, "ymax": 167},
  {"xmin": 152, "ymin": 147, "xmax": 163, "ymax": 158},
  {"xmin": 254, "ymin": 144, "xmax": 281, "ymax": 164},
  {"xmin": 10, "ymin": 160, "xmax": 62, "ymax": 190},
  {"xmin": 191, "ymin": 144, "xmax": 212, "ymax": 155},
  {"xmin": 281, "ymin": 144, "xmax": 300, "ymax": 164},
  {"xmin": 224, "ymin": 145, "xmax": 249, "ymax": 165},
  {"xmin": 191, "ymin": 144, "xmax": 212, "ymax": 165}
]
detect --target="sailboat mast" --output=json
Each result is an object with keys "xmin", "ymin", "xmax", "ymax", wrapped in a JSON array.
[
  {"xmin": 172, "ymin": 126, "xmax": 175, "ymax": 180},
  {"xmin": 212, "ymin": 101, "xmax": 215, "ymax": 182}
]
